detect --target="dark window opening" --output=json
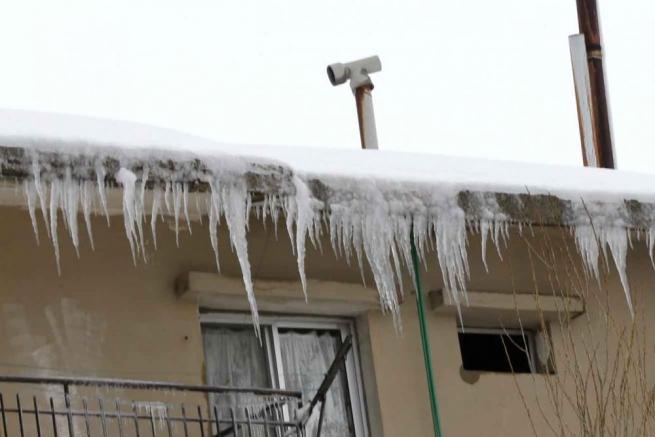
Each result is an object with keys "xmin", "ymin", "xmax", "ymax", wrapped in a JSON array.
[{"xmin": 458, "ymin": 329, "xmax": 535, "ymax": 373}]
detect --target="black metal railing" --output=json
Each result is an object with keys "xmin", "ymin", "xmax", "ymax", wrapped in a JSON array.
[
  {"xmin": 0, "ymin": 375, "xmax": 303, "ymax": 437},
  {"xmin": 0, "ymin": 335, "xmax": 353, "ymax": 437}
]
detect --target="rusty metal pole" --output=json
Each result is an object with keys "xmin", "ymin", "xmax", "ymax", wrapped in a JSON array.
[
  {"xmin": 355, "ymin": 85, "xmax": 379, "ymax": 150},
  {"xmin": 574, "ymin": 0, "xmax": 615, "ymax": 168}
]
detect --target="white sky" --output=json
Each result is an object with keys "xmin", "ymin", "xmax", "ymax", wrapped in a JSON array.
[{"xmin": 1, "ymin": 1, "xmax": 653, "ymax": 173}]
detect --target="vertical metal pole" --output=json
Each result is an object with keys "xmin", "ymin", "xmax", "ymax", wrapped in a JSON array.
[
  {"xmin": 411, "ymin": 233, "xmax": 444, "ymax": 437},
  {"xmin": 49, "ymin": 398, "xmax": 59, "ymax": 437},
  {"xmin": 132, "ymin": 403, "xmax": 141, "ymax": 437},
  {"xmin": 63, "ymin": 384, "xmax": 75, "ymax": 437},
  {"xmin": 164, "ymin": 406, "xmax": 172, "ymax": 437},
  {"xmin": 116, "ymin": 399, "xmax": 125, "ymax": 437},
  {"xmin": 180, "ymin": 404, "xmax": 188, "ymax": 437},
  {"xmin": 213, "ymin": 405, "xmax": 221, "ymax": 437},
  {"xmin": 33, "ymin": 396, "xmax": 42, "ymax": 437},
  {"xmin": 16, "ymin": 394, "xmax": 25, "ymax": 437},
  {"xmin": 574, "ymin": 0, "xmax": 615, "ymax": 168},
  {"xmin": 197, "ymin": 406, "xmax": 205, "ymax": 437},
  {"xmin": 99, "ymin": 398, "xmax": 108, "ymax": 437},
  {"xmin": 230, "ymin": 408, "xmax": 237, "ymax": 436},
  {"xmin": 148, "ymin": 406, "xmax": 157, "ymax": 436},
  {"xmin": 263, "ymin": 405, "xmax": 270, "ymax": 437},
  {"xmin": 82, "ymin": 399, "xmax": 91, "ymax": 437},
  {"xmin": 0, "ymin": 393, "xmax": 8, "ymax": 437},
  {"xmin": 355, "ymin": 85, "xmax": 379, "ymax": 150},
  {"xmin": 245, "ymin": 407, "xmax": 254, "ymax": 437}
]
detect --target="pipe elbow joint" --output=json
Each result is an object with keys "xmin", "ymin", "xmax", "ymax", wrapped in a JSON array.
[{"xmin": 326, "ymin": 55, "xmax": 381, "ymax": 92}]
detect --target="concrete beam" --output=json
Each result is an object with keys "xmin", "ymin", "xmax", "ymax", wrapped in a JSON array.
[
  {"xmin": 430, "ymin": 289, "xmax": 584, "ymax": 328},
  {"xmin": 176, "ymin": 271, "xmax": 380, "ymax": 316}
]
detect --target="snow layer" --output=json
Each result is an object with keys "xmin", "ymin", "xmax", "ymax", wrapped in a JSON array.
[{"xmin": 2, "ymin": 109, "xmax": 655, "ymax": 328}]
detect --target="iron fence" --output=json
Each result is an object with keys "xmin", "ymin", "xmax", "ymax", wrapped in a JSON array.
[
  {"xmin": 0, "ymin": 375, "xmax": 303, "ymax": 437},
  {"xmin": 0, "ymin": 334, "xmax": 352, "ymax": 437}
]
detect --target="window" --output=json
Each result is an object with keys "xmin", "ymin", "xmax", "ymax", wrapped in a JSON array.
[
  {"xmin": 201, "ymin": 313, "xmax": 368, "ymax": 436},
  {"xmin": 458, "ymin": 328, "xmax": 540, "ymax": 374}
]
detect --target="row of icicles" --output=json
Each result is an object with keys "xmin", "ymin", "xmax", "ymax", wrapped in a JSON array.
[{"xmin": 18, "ymin": 159, "xmax": 647, "ymax": 334}]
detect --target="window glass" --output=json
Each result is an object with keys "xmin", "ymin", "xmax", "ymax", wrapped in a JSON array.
[
  {"xmin": 458, "ymin": 330, "xmax": 535, "ymax": 373},
  {"xmin": 201, "ymin": 317, "xmax": 365, "ymax": 436},
  {"xmin": 278, "ymin": 328, "xmax": 355, "ymax": 437},
  {"xmin": 202, "ymin": 325, "xmax": 271, "ymax": 417}
]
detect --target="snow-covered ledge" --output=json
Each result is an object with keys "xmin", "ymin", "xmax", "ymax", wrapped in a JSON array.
[
  {"xmin": 2, "ymin": 110, "xmax": 653, "ymax": 330},
  {"xmin": 430, "ymin": 289, "xmax": 584, "ymax": 328},
  {"xmin": 176, "ymin": 272, "xmax": 380, "ymax": 316},
  {"xmin": 0, "ymin": 145, "xmax": 295, "ymax": 197}
]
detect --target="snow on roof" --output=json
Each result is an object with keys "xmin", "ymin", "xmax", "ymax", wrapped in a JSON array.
[
  {"xmin": 0, "ymin": 109, "xmax": 652, "ymax": 327},
  {"xmin": 2, "ymin": 109, "xmax": 654, "ymax": 204}
]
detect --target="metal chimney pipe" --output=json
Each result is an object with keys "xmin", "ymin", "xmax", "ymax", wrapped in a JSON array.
[
  {"xmin": 572, "ymin": 0, "xmax": 615, "ymax": 168},
  {"xmin": 327, "ymin": 56, "xmax": 381, "ymax": 149}
]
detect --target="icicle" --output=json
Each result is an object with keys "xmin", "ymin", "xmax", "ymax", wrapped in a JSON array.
[
  {"xmin": 136, "ymin": 167, "xmax": 149, "ymax": 261},
  {"xmin": 353, "ymin": 215, "xmax": 366, "ymax": 286},
  {"xmin": 574, "ymin": 224, "xmax": 600, "ymax": 279},
  {"xmin": 571, "ymin": 200, "xmax": 634, "ymax": 315},
  {"xmin": 328, "ymin": 208, "xmax": 339, "ymax": 257},
  {"xmin": 395, "ymin": 215, "xmax": 413, "ymax": 288},
  {"xmin": 208, "ymin": 186, "xmax": 221, "ymax": 273},
  {"xmin": 220, "ymin": 179, "xmax": 259, "ymax": 335},
  {"xmin": 31, "ymin": 155, "xmax": 51, "ymax": 238},
  {"xmin": 390, "ymin": 243, "xmax": 404, "ymax": 298},
  {"xmin": 480, "ymin": 220, "xmax": 490, "ymax": 272},
  {"xmin": 194, "ymin": 192, "xmax": 203, "ymax": 225},
  {"xmin": 361, "ymin": 209, "xmax": 401, "ymax": 321},
  {"xmin": 115, "ymin": 167, "xmax": 138, "ymax": 264},
  {"xmin": 491, "ymin": 220, "xmax": 507, "ymax": 260},
  {"xmin": 63, "ymin": 168, "xmax": 80, "ymax": 257},
  {"xmin": 164, "ymin": 181, "xmax": 172, "ymax": 215},
  {"xmin": 271, "ymin": 196, "xmax": 280, "ymax": 239},
  {"xmin": 292, "ymin": 176, "xmax": 314, "ymax": 301},
  {"xmin": 173, "ymin": 182, "xmax": 182, "ymax": 247},
  {"xmin": 150, "ymin": 186, "xmax": 162, "ymax": 250},
  {"xmin": 49, "ymin": 180, "xmax": 62, "ymax": 274},
  {"xmin": 81, "ymin": 181, "xmax": 95, "ymax": 250},
  {"xmin": 604, "ymin": 227, "xmax": 634, "ymax": 316},
  {"xmin": 285, "ymin": 197, "xmax": 296, "ymax": 255},
  {"xmin": 432, "ymin": 201, "xmax": 470, "ymax": 314},
  {"xmin": 648, "ymin": 226, "xmax": 655, "ymax": 268},
  {"xmin": 23, "ymin": 180, "xmax": 40, "ymax": 244},
  {"xmin": 134, "ymin": 402, "xmax": 168, "ymax": 431},
  {"xmin": 183, "ymin": 182, "xmax": 192, "ymax": 234},
  {"xmin": 246, "ymin": 193, "xmax": 252, "ymax": 231},
  {"xmin": 208, "ymin": 180, "xmax": 221, "ymax": 273},
  {"xmin": 325, "ymin": 188, "xmax": 403, "ymax": 325},
  {"xmin": 95, "ymin": 161, "xmax": 110, "ymax": 225}
]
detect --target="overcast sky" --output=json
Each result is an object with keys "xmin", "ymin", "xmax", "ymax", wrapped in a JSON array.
[{"xmin": 1, "ymin": 1, "xmax": 653, "ymax": 174}]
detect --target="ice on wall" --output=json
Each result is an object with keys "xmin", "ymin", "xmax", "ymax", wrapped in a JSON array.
[{"xmin": 10, "ymin": 147, "xmax": 650, "ymax": 333}]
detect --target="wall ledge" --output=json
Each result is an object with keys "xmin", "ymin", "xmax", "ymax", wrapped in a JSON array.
[
  {"xmin": 430, "ymin": 289, "xmax": 584, "ymax": 328},
  {"xmin": 177, "ymin": 271, "xmax": 380, "ymax": 316}
]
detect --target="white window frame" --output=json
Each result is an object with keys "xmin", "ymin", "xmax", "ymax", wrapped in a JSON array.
[{"xmin": 200, "ymin": 312, "xmax": 370, "ymax": 436}]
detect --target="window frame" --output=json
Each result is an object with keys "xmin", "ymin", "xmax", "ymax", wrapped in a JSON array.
[{"xmin": 200, "ymin": 312, "xmax": 369, "ymax": 436}]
